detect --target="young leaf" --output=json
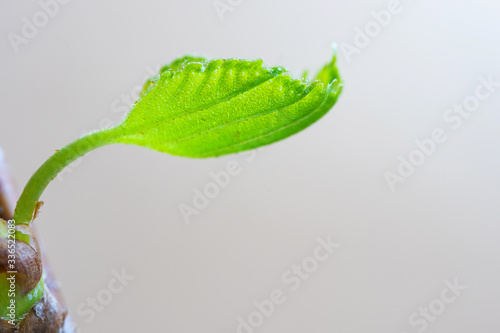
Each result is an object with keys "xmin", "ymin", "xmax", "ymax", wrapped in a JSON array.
[
  {"xmin": 111, "ymin": 51, "xmax": 343, "ymax": 158},
  {"xmin": 13, "ymin": 49, "xmax": 342, "ymax": 224}
]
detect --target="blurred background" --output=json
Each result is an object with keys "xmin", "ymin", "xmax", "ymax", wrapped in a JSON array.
[{"xmin": 1, "ymin": 0, "xmax": 500, "ymax": 332}]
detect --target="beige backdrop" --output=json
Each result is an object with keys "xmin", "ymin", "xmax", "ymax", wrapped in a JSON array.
[{"xmin": 1, "ymin": 0, "xmax": 500, "ymax": 332}]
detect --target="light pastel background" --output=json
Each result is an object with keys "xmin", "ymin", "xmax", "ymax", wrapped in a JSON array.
[{"xmin": 1, "ymin": 0, "xmax": 500, "ymax": 332}]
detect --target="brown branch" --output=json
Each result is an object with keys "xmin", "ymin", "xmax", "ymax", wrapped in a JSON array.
[{"xmin": 0, "ymin": 148, "xmax": 17, "ymax": 221}]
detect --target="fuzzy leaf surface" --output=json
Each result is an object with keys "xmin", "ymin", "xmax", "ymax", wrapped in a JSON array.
[{"xmin": 112, "ymin": 52, "xmax": 343, "ymax": 158}]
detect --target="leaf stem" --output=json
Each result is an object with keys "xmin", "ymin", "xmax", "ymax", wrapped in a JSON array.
[{"xmin": 13, "ymin": 128, "xmax": 118, "ymax": 224}]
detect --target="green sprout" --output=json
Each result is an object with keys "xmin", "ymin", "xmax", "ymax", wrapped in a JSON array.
[{"xmin": 6, "ymin": 47, "xmax": 343, "ymax": 322}]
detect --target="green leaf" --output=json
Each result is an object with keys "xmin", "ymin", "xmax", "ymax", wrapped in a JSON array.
[
  {"xmin": 13, "ymin": 48, "xmax": 343, "ymax": 224},
  {"xmin": 112, "ymin": 50, "xmax": 343, "ymax": 158}
]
